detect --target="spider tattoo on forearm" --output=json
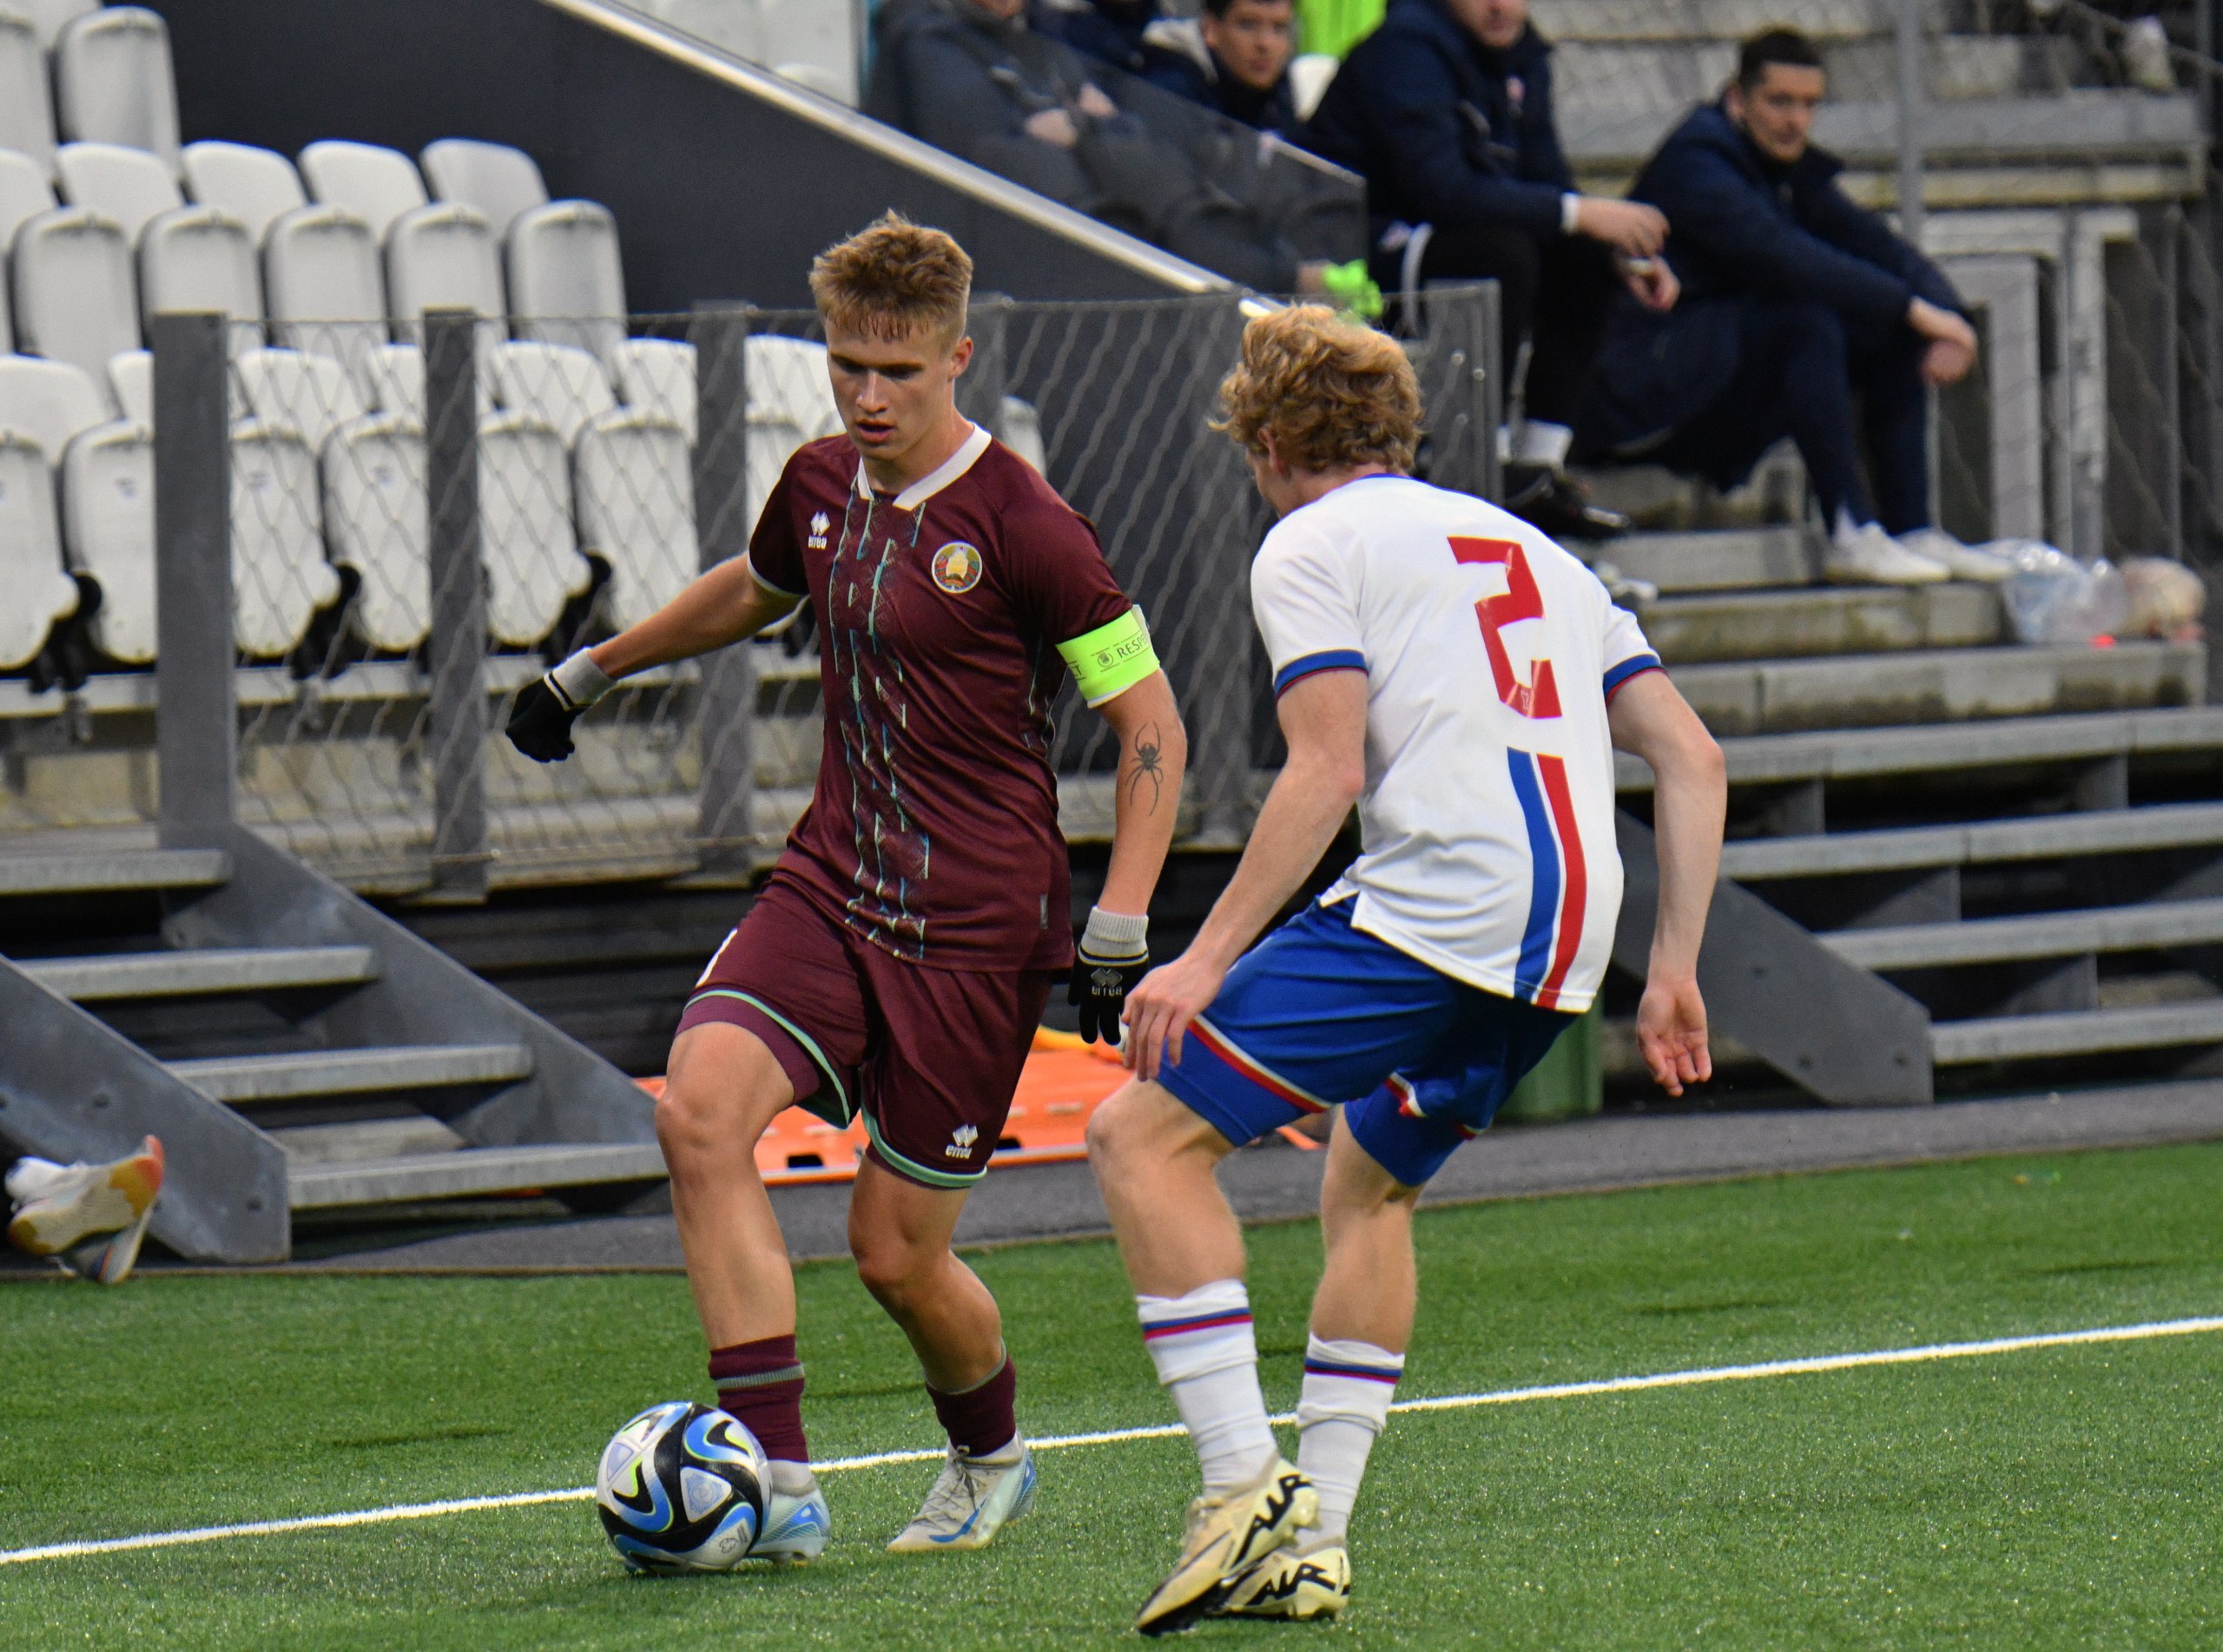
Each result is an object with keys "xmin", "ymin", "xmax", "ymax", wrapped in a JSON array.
[{"xmin": 1124, "ymin": 721, "xmax": 1165, "ymax": 814}]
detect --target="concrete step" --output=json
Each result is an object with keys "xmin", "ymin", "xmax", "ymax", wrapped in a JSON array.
[
  {"xmin": 1620, "ymin": 705, "xmax": 2223, "ymax": 792},
  {"xmin": 1666, "ymin": 640, "xmax": 2206, "ymax": 739},
  {"xmin": 0, "ymin": 847, "xmax": 230, "ymax": 897},
  {"xmin": 1531, "ymin": 0, "xmax": 1933, "ymax": 45},
  {"xmin": 1598, "ymin": 526, "xmax": 1816, "ymax": 594},
  {"xmin": 1554, "ymin": 36, "xmax": 2070, "ymax": 115},
  {"xmin": 267, "ymin": 1115, "xmax": 469, "ymax": 1164},
  {"xmin": 1723, "ymin": 802, "xmax": 2223, "ymax": 880},
  {"xmin": 1931, "ymin": 1001, "xmax": 2223, "ymax": 1064},
  {"xmin": 287, "ymin": 1141, "xmax": 667, "ymax": 1210},
  {"xmin": 18, "ymin": 944, "xmax": 379, "ymax": 1002},
  {"xmin": 1824, "ymin": 897, "xmax": 2223, "ymax": 971},
  {"xmin": 168, "ymin": 1043, "xmax": 534, "ymax": 1104},
  {"xmin": 1641, "ymin": 582, "xmax": 2002, "ymax": 666}
]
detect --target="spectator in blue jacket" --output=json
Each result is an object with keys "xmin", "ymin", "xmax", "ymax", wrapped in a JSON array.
[
  {"xmin": 1575, "ymin": 29, "xmax": 1997, "ymax": 586},
  {"xmin": 1143, "ymin": 0, "xmax": 1302, "ymax": 138},
  {"xmin": 1303, "ymin": 0, "xmax": 1678, "ymax": 539}
]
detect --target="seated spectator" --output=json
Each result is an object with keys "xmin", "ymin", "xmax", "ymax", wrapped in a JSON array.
[
  {"xmin": 1304, "ymin": 0, "xmax": 1679, "ymax": 540},
  {"xmin": 870, "ymin": 0, "xmax": 1374, "ymax": 301},
  {"xmin": 1036, "ymin": 0, "xmax": 1176, "ymax": 79},
  {"xmin": 1575, "ymin": 29, "xmax": 1990, "ymax": 586},
  {"xmin": 1144, "ymin": 0, "xmax": 1302, "ymax": 138}
]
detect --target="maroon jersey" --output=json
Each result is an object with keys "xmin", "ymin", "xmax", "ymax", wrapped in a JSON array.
[{"xmin": 748, "ymin": 425, "xmax": 1133, "ymax": 971}]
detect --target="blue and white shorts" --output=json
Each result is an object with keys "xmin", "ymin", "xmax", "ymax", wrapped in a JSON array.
[{"xmin": 1157, "ymin": 898, "xmax": 1577, "ymax": 1188}]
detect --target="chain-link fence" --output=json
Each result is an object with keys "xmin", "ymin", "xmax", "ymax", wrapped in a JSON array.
[{"xmin": 51, "ymin": 288, "xmax": 1491, "ymax": 892}]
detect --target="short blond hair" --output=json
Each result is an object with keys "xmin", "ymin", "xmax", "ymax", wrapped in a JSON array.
[
  {"xmin": 1216, "ymin": 305, "xmax": 1421, "ymax": 473},
  {"xmin": 809, "ymin": 212, "xmax": 973, "ymax": 346}
]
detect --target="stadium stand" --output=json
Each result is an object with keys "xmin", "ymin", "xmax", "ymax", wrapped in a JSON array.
[
  {"xmin": 297, "ymin": 139, "xmax": 427, "ymax": 245},
  {"xmin": 180, "ymin": 139, "xmax": 306, "ymax": 246},
  {"xmin": 0, "ymin": 10, "xmax": 58, "ymax": 176},
  {"xmin": 52, "ymin": 4, "xmax": 179, "ymax": 166},
  {"xmin": 419, "ymin": 137, "xmax": 547, "ymax": 242},
  {"xmin": 10, "ymin": 207, "xmax": 137, "ymax": 406}
]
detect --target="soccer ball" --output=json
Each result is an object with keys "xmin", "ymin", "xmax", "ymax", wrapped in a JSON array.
[{"xmin": 596, "ymin": 1400, "xmax": 768, "ymax": 1572}]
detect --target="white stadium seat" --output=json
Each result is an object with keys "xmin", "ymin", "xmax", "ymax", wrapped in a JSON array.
[
  {"xmin": 419, "ymin": 140, "xmax": 549, "ymax": 242},
  {"xmin": 263, "ymin": 205, "xmax": 386, "ymax": 404},
  {"xmin": 361, "ymin": 341, "xmax": 495, "ymax": 424},
  {"xmin": 228, "ymin": 417, "xmax": 336, "ymax": 658},
  {"xmin": 576, "ymin": 409, "xmax": 697, "ymax": 631},
  {"xmin": 0, "ymin": 12, "xmax": 58, "ymax": 178},
  {"xmin": 749, "ymin": 334, "xmax": 841, "ymax": 438},
  {"xmin": 491, "ymin": 340, "xmax": 615, "ymax": 445},
  {"xmin": 108, "ymin": 348, "xmax": 150, "ymax": 425},
  {"xmin": 385, "ymin": 202, "xmax": 504, "ymax": 338},
  {"xmin": 10, "ymin": 208, "xmax": 138, "ymax": 409},
  {"xmin": 24, "ymin": 0, "xmax": 97, "ymax": 50},
  {"xmin": 613, "ymin": 339, "xmax": 694, "ymax": 445},
  {"xmin": 61, "ymin": 418, "xmax": 156, "ymax": 662},
  {"xmin": 236, "ymin": 347, "xmax": 366, "ymax": 455},
  {"xmin": 0, "ymin": 150, "xmax": 57, "ymax": 258},
  {"xmin": 507, "ymin": 201, "xmax": 625, "ymax": 372},
  {"xmin": 53, "ymin": 7, "xmax": 181, "ymax": 169},
  {"xmin": 56, "ymin": 142, "xmax": 181, "ymax": 244},
  {"xmin": 322, "ymin": 411, "xmax": 429, "ymax": 652},
  {"xmin": 0, "ymin": 352, "xmax": 107, "ymax": 460},
  {"xmin": 478, "ymin": 411, "xmax": 590, "ymax": 647},
  {"xmin": 299, "ymin": 141, "xmax": 427, "ymax": 245},
  {"xmin": 182, "ymin": 142, "xmax": 308, "ymax": 247},
  {"xmin": 0, "ymin": 431, "xmax": 82, "ymax": 668},
  {"xmin": 138, "ymin": 207, "xmax": 261, "ymax": 353}
]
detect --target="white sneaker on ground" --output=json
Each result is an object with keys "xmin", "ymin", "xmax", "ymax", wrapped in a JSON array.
[
  {"xmin": 1896, "ymin": 526, "xmax": 2014, "ymax": 582},
  {"xmin": 749, "ymin": 1460, "xmax": 831, "ymax": 1563},
  {"xmin": 1134, "ymin": 1456, "xmax": 1319, "ymax": 1636},
  {"xmin": 886, "ymin": 1439, "xmax": 1036, "ymax": 1553},
  {"xmin": 1212, "ymin": 1537, "xmax": 1352, "ymax": 1620},
  {"xmin": 6, "ymin": 1136, "xmax": 164, "ymax": 1284},
  {"xmin": 1825, "ymin": 518, "xmax": 1950, "ymax": 585}
]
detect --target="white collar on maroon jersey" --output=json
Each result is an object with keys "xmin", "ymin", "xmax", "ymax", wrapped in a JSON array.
[{"xmin": 852, "ymin": 420, "xmax": 993, "ymax": 511}]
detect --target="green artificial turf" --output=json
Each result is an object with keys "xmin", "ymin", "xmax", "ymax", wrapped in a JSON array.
[{"xmin": 3, "ymin": 1142, "xmax": 2221, "ymax": 1648}]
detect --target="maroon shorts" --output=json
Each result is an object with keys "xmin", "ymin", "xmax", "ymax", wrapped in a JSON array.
[{"xmin": 674, "ymin": 875, "xmax": 1058, "ymax": 1189}]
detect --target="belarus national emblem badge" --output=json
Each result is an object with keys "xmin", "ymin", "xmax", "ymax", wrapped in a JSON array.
[{"xmin": 932, "ymin": 541, "xmax": 983, "ymax": 595}]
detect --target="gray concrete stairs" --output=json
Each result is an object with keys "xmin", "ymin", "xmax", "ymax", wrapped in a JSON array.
[{"xmin": 0, "ymin": 833, "xmax": 666, "ymax": 1260}]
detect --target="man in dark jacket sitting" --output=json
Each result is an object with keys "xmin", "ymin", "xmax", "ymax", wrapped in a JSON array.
[
  {"xmin": 1143, "ymin": 0, "xmax": 1301, "ymax": 138},
  {"xmin": 1575, "ymin": 29, "xmax": 1995, "ymax": 586},
  {"xmin": 1304, "ymin": 0, "xmax": 1678, "ymax": 539}
]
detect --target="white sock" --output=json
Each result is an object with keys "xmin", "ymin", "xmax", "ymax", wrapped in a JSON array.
[
  {"xmin": 1511, "ymin": 418, "xmax": 1573, "ymax": 470},
  {"xmin": 1137, "ymin": 1280, "xmax": 1279, "ymax": 1497},
  {"xmin": 1296, "ymin": 1334, "xmax": 1402, "ymax": 1543}
]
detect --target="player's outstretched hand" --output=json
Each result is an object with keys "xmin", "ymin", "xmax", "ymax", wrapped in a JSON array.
[
  {"xmin": 1636, "ymin": 971, "xmax": 1712, "ymax": 1097},
  {"xmin": 506, "ymin": 675, "xmax": 584, "ymax": 763},
  {"xmin": 1120, "ymin": 950, "xmax": 1228, "ymax": 1083}
]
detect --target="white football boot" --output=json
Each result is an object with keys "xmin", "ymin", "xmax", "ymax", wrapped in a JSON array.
[
  {"xmin": 1134, "ymin": 1456, "xmax": 1319, "ymax": 1636},
  {"xmin": 1896, "ymin": 526, "xmax": 2015, "ymax": 582},
  {"xmin": 885, "ymin": 1439, "xmax": 1037, "ymax": 1553},
  {"xmin": 6, "ymin": 1136, "xmax": 164, "ymax": 1283},
  {"xmin": 1214, "ymin": 1537, "xmax": 1352, "ymax": 1621},
  {"xmin": 749, "ymin": 1460, "xmax": 831, "ymax": 1563},
  {"xmin": 1825, "ymin": 517, "xmax": 1950, "ymax": 585}
]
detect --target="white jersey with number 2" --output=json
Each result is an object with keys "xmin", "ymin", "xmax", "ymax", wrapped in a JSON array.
[{"xmin": 1250, "ymin": 473, "xmax": 1663, "ymax": 1015}]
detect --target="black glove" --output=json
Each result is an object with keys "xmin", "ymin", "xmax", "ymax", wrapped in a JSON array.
[
  {"xmin": 1070, "ymin": 908, "xmax": 1150, "ymax": 1046},
  {"xmin": 505, "ymin": 675, "xmax": 585, "ymax": 763}
]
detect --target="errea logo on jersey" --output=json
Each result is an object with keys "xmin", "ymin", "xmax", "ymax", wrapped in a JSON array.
[
  {"xmin": 808, "ymin": 512, "xmax": 830, "ymax": 550},
  {"xmin": 947, "ymin": 1122, "xmax": 980, "ymax": 1159}
]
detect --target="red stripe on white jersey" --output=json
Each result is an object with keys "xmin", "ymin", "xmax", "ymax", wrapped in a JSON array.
[{"xmin": 1534, "ymin": 754, "xmax": 1587, "ymax": 1011}]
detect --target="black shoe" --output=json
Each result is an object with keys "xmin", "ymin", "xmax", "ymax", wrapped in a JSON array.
[{"xmin": 1502, "ymin": 464, "xmax": 1631, "ymax": 542}]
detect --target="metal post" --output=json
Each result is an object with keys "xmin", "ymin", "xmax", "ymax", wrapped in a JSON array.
[
  {"xmin": 691, "ymin": 303, "xmax": 756, "ymax": 879},
  {"xmin": 154, "ymin": 310, "xmax": 234, "ymax": 850},
  {"xmin": 1188, "ymin": 294, "xmax": 1255, "ymax": 843},
  {"xmin": 423, "ymin": 309, "xmax": 489, "ymax": 902},
  {"xmin": 1476, "ymin": 280, "xmax": 1503, "ymax": 503},
  {"xmin": 1895, "ymin": 0, "xmax": 1926, "ymax": 249}
]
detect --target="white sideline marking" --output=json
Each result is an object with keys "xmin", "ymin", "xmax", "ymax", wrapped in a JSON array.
[{"xmin": 7, "ymin": 1313, "xmax": 2219, "ymax": 1568}]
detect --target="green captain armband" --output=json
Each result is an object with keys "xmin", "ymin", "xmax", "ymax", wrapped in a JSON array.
[{"xmin": 1058, "ymin": 608, "xmax": 1159, "ymax": 708}]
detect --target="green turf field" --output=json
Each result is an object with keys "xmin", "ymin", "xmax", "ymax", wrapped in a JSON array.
[{"xmin": 4, "ymin": 1141, "xmax": 2221, "ymax": 1648}]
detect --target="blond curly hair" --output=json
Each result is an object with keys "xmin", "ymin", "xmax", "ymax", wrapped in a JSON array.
[
  {"xmin": 809, "ymin": 212, "xmax": 973, "ymax": 346},
  {"xmin": 1215, "ymin": 305, "xmax": 1421, "ymax": 473}
]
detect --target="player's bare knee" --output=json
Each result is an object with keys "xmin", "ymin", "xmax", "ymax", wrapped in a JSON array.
[{"xmin": 850, "ymin": 1227, "xmax": 939, "ymax": 1306}]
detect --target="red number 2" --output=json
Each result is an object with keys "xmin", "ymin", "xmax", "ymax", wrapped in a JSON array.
[{"xmin": 1449, "ymin": 536, "xmax": 1561, "ymax": 719}]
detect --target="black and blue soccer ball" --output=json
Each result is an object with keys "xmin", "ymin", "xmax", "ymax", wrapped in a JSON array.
[{"xmin": 596, "ymin": 1400, "xmax": 768, "ymax": 1572}]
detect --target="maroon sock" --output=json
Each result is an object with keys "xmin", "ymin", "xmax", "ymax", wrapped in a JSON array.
[
  {"xmin": 709, "ymin": 1334, "xmax": 808, "ymax": 1463},
  {"xmin": 928, "ymin": 1353, "xmax": 1019, "ymax": 1458}
]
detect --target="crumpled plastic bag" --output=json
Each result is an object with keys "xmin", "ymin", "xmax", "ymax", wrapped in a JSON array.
[
  {"xmin": 1997, "ymin": 541, "xmax": 2129, "ymax": 646},
  {"xmin": 2119, "ymin": 556, "xmax": 2207, "ymax": 642}
]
